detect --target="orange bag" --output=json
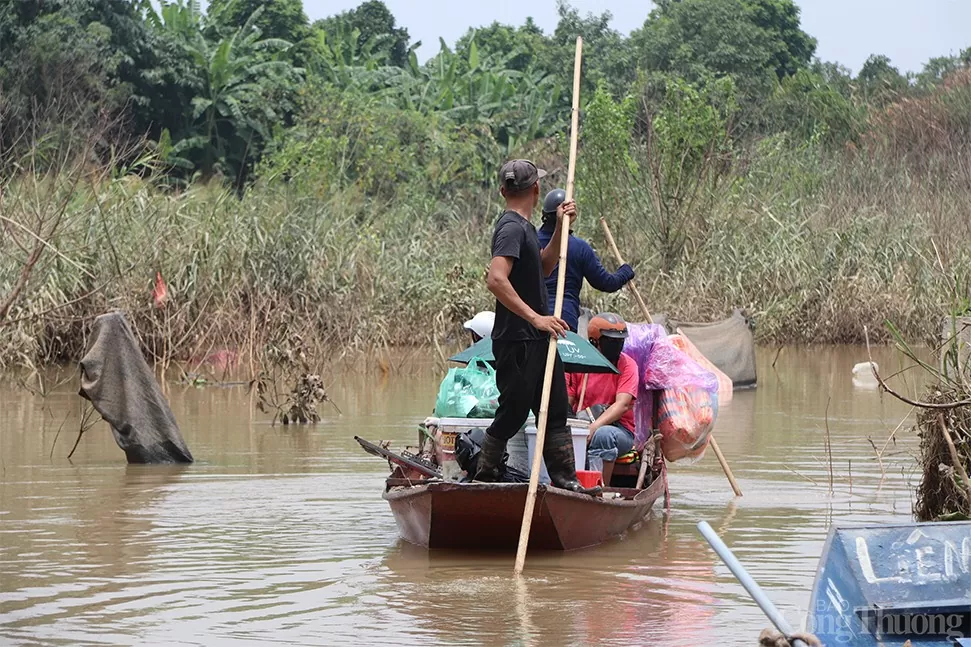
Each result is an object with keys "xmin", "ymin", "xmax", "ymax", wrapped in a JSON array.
[
  {"xmin": 657, "ymin": 386, "xmax": 715, "ymax": 464},
  {"xmin": 670, "ymin": 333, "xmax": 733, "ymax": 403},
  {"xmin": 628, "ymin": 324, "xmax": 720, "ymax": 464}
]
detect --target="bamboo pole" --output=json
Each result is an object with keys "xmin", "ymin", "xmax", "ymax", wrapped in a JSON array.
[
  {"xmin": 635, "ymin": 436, "xmax": 652, "ymax": 489},
  {"xmin": 599, "ymin": 216, "xmax": 742, "ymax": 497},
  {"xmin": 599, "ymin": 217, "xmax": 653, "ymax": 325},
  {"xmin": 600, "ymin": 217, "xmax": 656, "ymax": 490},
  {"xmin": 708, "ymin": 438, "xmax": 742, "ymax": 497},
  {"xmin": 577, "ymin": 373, "xmax": 589, "ymax": 411},
  {"xmin": 824, "ymin": 397, "xmax": 835, "ymax": 495},
  {"xmin": 513, "ymin": 36, "xmax": 583, "ymax": 577}
]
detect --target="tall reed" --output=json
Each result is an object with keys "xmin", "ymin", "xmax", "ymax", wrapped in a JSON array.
[{"xmin": 3, "ymin": 75, "xmax": 971, "ymax": 369}]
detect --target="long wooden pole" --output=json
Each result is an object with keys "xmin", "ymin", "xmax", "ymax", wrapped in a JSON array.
[
  {"xmin": 577, "ymin": 373, "xmax": 589, "ymax": 411},
  {"xmin": 514, "ymin": 36, "xmax": 583, "ymax": 577},
  {"xmin": 635, "ymin": 437, "xmax": 652, "ymax": 489},
  {"xmin": 708, "ymin": 435, "xmax": 742, "ymax": 496},
  {"xmin": 601, "ymin": 217, "xmax": 656, "ymax": 490},
  {"xmin": 599, "ymin": 217, "xmax": 742, "ymax": 497},
  {"xmin": 599, "ymin": 218, "xmax": 653, "ymax": 325}
]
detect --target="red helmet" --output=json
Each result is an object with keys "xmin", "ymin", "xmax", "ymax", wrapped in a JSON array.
[{"xmin": 587, "ymin": 312, "xmax": 628, "ymax": 341}]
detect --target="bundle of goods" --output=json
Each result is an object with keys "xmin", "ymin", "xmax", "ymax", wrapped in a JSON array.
[
  {"xmin": 669, "ymin": 333, "xmax": 733, "ymax": 403},
  {"xmin": 624, "ymin": 324, "xmax": 719, "ymax": 464},
  {"xmin": 434, "ymin": 357, "xmax": 500, "ymax": 418}
]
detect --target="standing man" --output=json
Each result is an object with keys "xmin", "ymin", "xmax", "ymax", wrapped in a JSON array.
[
  {"xmin": 476, "ymin": 159, "xmax": 600, "ymax": 496},
  {"xmin": 536, "ymin": 189, "xmax": 635, "ymax": 332}
]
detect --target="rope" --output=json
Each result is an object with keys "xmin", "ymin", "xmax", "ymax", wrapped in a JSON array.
[{"xmin": 758, "ymin": 629, "xmax": 822, "ymax": 647}]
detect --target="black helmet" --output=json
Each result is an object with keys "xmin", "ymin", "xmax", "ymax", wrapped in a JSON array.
[{"xmin": 542, "ymin": 188, "xmax": 566, "ymax": 217}]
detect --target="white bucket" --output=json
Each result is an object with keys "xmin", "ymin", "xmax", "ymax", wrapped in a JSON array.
[
  {"xmin": 435, "ymin": 417, "xmax": 494, "ymax": 481},
  {"xmin": 435, "ymin": 417, "xmax": 588, "ymax": 482},
  {"xmin": 525, "ymin": 419, "xmax": 590, "ymax": 483}
]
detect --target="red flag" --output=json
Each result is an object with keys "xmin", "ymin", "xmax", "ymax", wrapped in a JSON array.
[{"xmin": 153, "ymin": 271, "xmax": 168, "ymax": 308}]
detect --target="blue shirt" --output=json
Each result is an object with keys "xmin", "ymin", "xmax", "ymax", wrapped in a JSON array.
[{"xmin": 536, "ymin": 223, "xmax": 635, "ymax": 331}]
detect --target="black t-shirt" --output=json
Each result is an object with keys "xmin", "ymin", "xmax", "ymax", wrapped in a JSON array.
[{"xmin": 490, "ymin": 210, "xmax": 547, "ymax": 341}]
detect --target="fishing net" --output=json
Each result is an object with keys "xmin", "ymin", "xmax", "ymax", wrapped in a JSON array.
[
  {"xmin": 651, "ymin": 309, "xmax": 757, "ymax": 388},
  {"xmin": 79, "ymin": 311, "xmax": 193, "ymax": 464},
  {"xmin": 625, "ymin": 324, "xmax": 719, "ymax": 464}
]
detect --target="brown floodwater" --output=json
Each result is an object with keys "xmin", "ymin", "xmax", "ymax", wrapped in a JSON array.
[{"xmin": 0, "ymin": 346, "xmax": 925, "ymax": 646}]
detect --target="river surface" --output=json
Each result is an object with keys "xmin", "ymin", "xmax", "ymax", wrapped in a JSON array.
[{"xmin": 0, "ymin": 346, "xmax": 924, "ymax": 646}]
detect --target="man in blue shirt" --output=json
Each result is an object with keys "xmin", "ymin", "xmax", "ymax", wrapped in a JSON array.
[{"xmin": 536, "ymin": 189, "xmax": 635, "ymax": 332}]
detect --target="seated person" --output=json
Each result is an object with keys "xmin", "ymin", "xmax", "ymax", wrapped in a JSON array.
[
  {"xmin": 566, "ymin": 312, "xmax": 637, "ymax": 486},
  {"xmin": 463, "ymin": 311, "xmax": 495, "ymax": 345}
]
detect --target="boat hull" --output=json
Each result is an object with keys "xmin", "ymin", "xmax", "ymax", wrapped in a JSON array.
[
  {"xmin": 808, "ymin": 521, "xmax": 971, "ymax": 647},
  {"xmin": 383, "ymin": 478, "xmax": 664, "ymax": 551}
]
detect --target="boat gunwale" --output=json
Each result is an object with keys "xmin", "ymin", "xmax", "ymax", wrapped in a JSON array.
[
  {"xmin": 821, "ymin": 520, "xmax": 971, "ymax": 531},
  {"xmin": 382, "ymin": 476, "xmax": 665, "ymax": 508},
  {"xmin": 808, "ymin": 519, "xmax": 971, "ymax": 611}
]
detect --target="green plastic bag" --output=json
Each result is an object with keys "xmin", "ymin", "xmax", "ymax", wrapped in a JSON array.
[{"xmin": 434, "ymin": 357, "xmax": 500, "ymax": 418}]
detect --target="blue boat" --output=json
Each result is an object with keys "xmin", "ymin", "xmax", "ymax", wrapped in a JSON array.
[{"xmin": 808, "ymin": 521, "xmax": 971, "ymax": 646}]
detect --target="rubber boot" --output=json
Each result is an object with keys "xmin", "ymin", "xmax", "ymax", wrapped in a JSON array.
[
  {"xmin": 544, "ymin": 427, "xmax": 602, "ymax": 497},
  {"xmin": 473, "ymin": 432, "xmax": 506, "ymax": 482}
]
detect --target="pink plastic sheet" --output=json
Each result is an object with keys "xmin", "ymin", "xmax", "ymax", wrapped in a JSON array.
[{"xmin": 625, "ymin": 324, "xmax": 719, "ymax": 461}]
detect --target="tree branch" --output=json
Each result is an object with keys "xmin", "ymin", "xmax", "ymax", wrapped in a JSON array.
[
  {"xmin": 0, "ymin": 214, "xmax": 96, "ymax": 280},
  {"xmin": 0, "ymin": 238, "xmax": 45, "ymax": 322},
  {"xmin": 865, "ymin": 326, "xmax": 971, "ymax": 409}
]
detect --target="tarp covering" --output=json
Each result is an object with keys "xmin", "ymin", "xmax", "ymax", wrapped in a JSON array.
[
  {"xmin": 625, "ymin": 324, "xmax": 718, "ymax": 462},
  {"xmin": 651, "ymin": 309, "xmax": 757, "ymax": 388},
  {"xmin": 79, "ymin": 312, "xmax": 193, "ymax": 464}
]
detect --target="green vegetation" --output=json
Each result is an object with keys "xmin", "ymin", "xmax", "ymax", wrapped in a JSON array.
[{"xmin": 1, "ymin": 0, "xmax": 970, "ymax": 369}]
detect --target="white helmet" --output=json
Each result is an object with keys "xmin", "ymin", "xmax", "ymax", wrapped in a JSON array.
[{"xmin": 463, "ymin": 311, "xmax": 495, "ymax": 339}]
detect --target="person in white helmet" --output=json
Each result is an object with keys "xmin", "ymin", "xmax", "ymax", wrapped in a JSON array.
[{"xmin": 463, "ymin": 311, "xmax": 495, "ymax": 345}]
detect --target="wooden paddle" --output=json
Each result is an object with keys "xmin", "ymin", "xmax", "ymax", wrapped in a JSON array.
[
  {"xmin": 599, "ymin": 218, "xmax": 742, "ymax": 496},
  {"xmin": 513, "ymin": 36, "xmax": 583, "ymax": 577}
]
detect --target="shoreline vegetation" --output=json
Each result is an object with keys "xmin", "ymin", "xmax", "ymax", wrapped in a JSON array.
[{"xmin": 2, "ymin": 0, "xmax": 971, "ymax": 373}]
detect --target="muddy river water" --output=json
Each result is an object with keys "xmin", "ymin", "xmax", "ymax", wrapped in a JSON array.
[{"xmin": 0, "ymin": 346, "xmax": 924, "ymax": 646}]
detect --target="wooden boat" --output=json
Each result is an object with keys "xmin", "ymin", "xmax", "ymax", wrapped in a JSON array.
[
  {"xmin": 807, "ymin": 521, "xmax": 971, "ymax": 646},
  {"xmin": 384, "ymin": 477, "xmax": 664, "ymax": 551},
  {"xmin": 357, "ymin": 436, "xmax": 666, "ymax": 552}
]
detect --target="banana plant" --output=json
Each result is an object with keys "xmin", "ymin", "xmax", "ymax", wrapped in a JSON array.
[
  {"xmin": 376, "ymin": 35, "xmax": 561, "ymax": 153},
  {"xmin": 308, "ymin": 23, "xmax": 384, "ymax": 88},
  {"xmin": 146, "ymin": 1, "xmax": 302, "ymax": 181},
  {"xmin": 296, "ymin": 27, "xmax": 563, "ymax": 156}
]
